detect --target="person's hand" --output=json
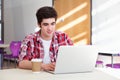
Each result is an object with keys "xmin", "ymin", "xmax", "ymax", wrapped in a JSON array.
[{"xmin": 41, "ymin": 62, "xmax": 56, "ymax": 71}]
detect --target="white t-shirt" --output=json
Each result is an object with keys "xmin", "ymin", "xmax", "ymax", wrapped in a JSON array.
[{"xmin": 41, "ymin": 38, "xmax": 51, "ymax": 64}]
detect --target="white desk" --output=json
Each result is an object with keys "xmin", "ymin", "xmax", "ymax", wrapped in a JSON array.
[
  {"xmin": 99, "ymin": 52, "xmax": 120, "ymax": 68},
  {"xmin": 0, "ymin": 68, "xmax": 119, "ymax": 80},
  {"xmin": 97, "ymin": 68, "xmax": 120, "ymax": 79},
  {"xmin": 0, "ymin": 44, "xmax": 9, "ymax": 69},
  {"xmin": 0, "ymin": 44, "xmax": 9, "ymax": 48}
]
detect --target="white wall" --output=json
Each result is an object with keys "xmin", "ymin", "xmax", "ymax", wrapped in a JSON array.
[
  {"xmin": 92, "ymin": 0, "xmax": 120, "ymax": 52},
  {"xmin": 4, "ymin": 0, "xmax": 52, "ymax": 44},
  {"xmin": 92, "ymin": 0, "xmax": 120, "ymax": 66}
]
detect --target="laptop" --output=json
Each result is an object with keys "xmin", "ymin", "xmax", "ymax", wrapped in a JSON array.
[{"xmin": 48, "ymin": 45, "xmax": 98, "ymax": 74}]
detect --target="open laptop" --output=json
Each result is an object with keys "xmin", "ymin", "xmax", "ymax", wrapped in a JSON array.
[{"xmin": 48, "ymin": 45, "xmax": 98, "ymax": 74}]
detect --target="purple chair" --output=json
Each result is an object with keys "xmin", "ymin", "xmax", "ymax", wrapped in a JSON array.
[
  {"xmin": 106, "ymin": 53, "xmax": 120, "ymax": 68},
  {"xmin": 96, "ymin": 60, "xmax": 104, "ymax": 67},
  {"xmin": 106, "ymin": 63, "xmax": 120, "ymax": 69},
  {"xmin": 4, "ymin": 41, "xmax": 21, "ymax": 68},
  {"xmin": 0, "ymin": 40, "xmax": 4, "ymax": 44}
]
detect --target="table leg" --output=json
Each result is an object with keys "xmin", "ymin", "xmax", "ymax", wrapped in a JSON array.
[
  {"xmin": 0, "ymin": 54, "xmax": 2, "ymax": 69},
  {"xmin": 111, "ymin": 54, "xmax": 113, "ymax": 68},
  {"xmin": 0, "ymin": 53, "xmax": 3, "ymax": 69}
]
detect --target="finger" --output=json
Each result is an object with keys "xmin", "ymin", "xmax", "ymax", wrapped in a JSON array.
[
  {"xmin": 52, "ymin": 62, "xmax": 56, "ymax": 66},
  {"xmin": 49, "ymin": 64, "xmax": 55, "ymax": 71},
  {"xmin": 51, "ymin": 63, "xmax": 55, "ymax": 68}
]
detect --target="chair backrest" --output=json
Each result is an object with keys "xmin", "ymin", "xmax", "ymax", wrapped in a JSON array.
[
  {"xmin": 10, "ymin": 41, "xmax": 21, "ymax": 57},
  {"xmin": 0, "ymin": 40, "xmax": 4, "ymax": 44}
]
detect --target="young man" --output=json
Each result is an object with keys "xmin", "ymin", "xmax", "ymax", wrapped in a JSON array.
[{"xmin": 18, "ymin": 6, "xmax": 73, "ymax": 71}]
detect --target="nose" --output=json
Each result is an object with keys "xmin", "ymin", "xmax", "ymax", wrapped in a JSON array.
[{"xmin": 47, "ymin": 25, "xmax": 52, "ymax": 30}]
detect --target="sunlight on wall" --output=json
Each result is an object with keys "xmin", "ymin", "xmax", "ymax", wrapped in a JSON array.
[
  {"xmin": 56, "ymin": 2, "xmax": 87, "ymax": 24},
  {"xmin": 71, "ymin": 32, "xmax": 87, "ymax": 41},
  {"xmin": 56, "ymin": 1, "xmax": 90, "ymax": 45},
  {"xmin": 57, "ymin": 14, "xmax": 87, "ymax": 31},
  {"xmin": 74, "ymin": 39, "xmax": 88, "ymax": 45}
]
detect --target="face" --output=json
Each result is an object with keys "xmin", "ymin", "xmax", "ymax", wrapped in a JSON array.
[{"xmin": 39, "ymin": 18, "xmax": 56, "ymax": 40}]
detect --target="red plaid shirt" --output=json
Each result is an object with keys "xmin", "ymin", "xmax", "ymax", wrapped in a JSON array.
[{"xmin": 19, "ymin": 31, "xmax": 73, "ymax": 62}]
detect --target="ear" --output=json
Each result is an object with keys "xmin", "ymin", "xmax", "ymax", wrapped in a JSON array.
[{"xmin": 37, "ymin": 23, "xmax": 41, "ymax": 28}]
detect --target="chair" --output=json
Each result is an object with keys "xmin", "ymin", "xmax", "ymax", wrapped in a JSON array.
[
  {"xmin": 0, "ymin": 40, "xmax": 4, "ymax": 44},
  {"xmin": 106, "ymin": 63, "xmax": 120, "ymax": 69},
  {"xmin": 4, "ymin": 41, "xmax": 21, "ymax": 68},
  {"xmin": 96, "ymin": 60, "xmax": 104, "ymax": 67}
]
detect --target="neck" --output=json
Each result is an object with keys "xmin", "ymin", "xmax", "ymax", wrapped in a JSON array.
[
  {"xmin": 40, "ymin": 32, "xmax": 52, "ymax": 41},
  {"xmin": 41, "ymin": 37, "xmax": 52, "ymax": 41}
]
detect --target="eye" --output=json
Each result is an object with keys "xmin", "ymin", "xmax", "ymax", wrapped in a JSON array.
[
  {"xmin": 43, "ymin": 23, "xmax": 48, "ymax": 26},
  {"xmin": 51, "ymin": 22, "xmax": 56, "ymax": 26}
]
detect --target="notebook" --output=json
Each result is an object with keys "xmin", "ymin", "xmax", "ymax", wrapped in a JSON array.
[{"xmin": 48, "ymin": 45, "xmax": 98, "ymax": 74}]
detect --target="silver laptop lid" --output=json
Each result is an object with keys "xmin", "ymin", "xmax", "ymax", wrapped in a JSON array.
[{"xmin": 54, "ymin": 45, "xmax": 98, "ymax": 74}]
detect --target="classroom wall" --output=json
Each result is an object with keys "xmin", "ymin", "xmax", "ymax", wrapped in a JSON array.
[
  {"xmin": 54, "ymin": 0, "xmax": 91, "ymax": 45},
  {"xmin": 92, "ymin": 0, "xmax": 120, "ymax": 52},
  {"xmin": 4, "ymin": 0, "xmax": 52, "ymax": 44},
  {"xmin": 3, "ymin": 0, "xmax": 120, "ymax": 65},
  {"xmin": 92, "ymin": 0, "xmax": 120, "ymax": 66}
]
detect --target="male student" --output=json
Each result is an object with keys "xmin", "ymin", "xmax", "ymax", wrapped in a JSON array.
[{"xmin": 18, "ymin": 6, "xmax": 73, "ymax": 71}]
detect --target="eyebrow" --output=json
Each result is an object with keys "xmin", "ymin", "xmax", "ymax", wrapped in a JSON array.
[{"xmin": 43, "ymin": 22, "xmax": 56, "ymax": 24}]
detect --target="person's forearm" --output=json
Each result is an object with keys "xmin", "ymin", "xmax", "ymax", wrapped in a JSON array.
[{"xmin": 18, "ymin": 60, "xmax": 32, "ymax": 70}]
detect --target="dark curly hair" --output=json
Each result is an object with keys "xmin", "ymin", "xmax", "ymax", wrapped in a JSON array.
[{"xmin": 36, "ymin": 6, "xmax": 58, "ymax": 24}]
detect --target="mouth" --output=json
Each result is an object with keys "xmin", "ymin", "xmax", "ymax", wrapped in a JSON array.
[{"xmin": 47, "ymin": 31, "xmax": 52, "ymax": 34}]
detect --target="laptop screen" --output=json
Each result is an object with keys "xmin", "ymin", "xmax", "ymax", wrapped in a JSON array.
[{"xmin": 53, "ymin": 45, "xmax": 98, "ymax": 74}]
